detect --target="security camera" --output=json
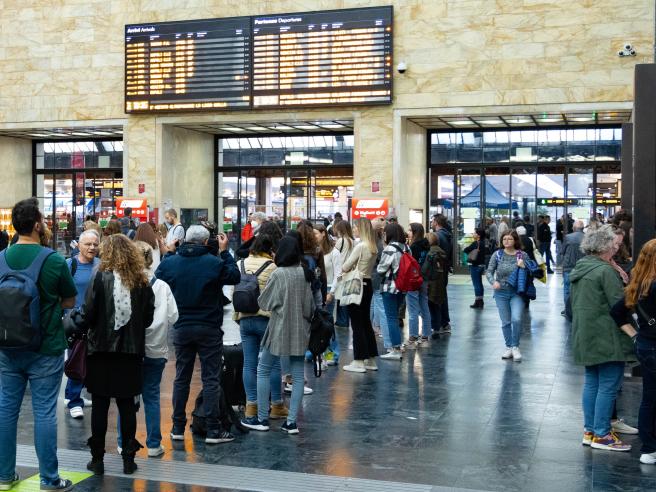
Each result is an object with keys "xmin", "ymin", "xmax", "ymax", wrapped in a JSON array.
[
  {"xmin": 624, "ymin": 43, "xmax": 633, "ymax": 51},
  {"xmin": 397, "ymin": 61, "xmax": 407, "ymax": 74},
  {"xmin": 618, "ymin": 43, "xmax": 636, "ymax": 57}
]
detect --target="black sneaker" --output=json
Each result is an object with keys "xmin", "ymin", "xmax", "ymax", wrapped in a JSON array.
[
  {"xmin": 206, "ymin": 430, "xmax": 235, "ymax": 444},
  {"xmin": 0, "ymin": 473, "xmax": 19, "ymax": 491},
  {"xmin": 281, "ymin": 421, "xmax": 299, "ymax": 435},
  {"xmin": 170, "ymin": 426, "xmax": 185, "ymax": 441},
  {"xmin": 40, "ymin": 478, "xmax": 74, "ymax": 491},
  {"xmin": 241, "ymin": 416, "xmax": 270, "ymax": 431}
]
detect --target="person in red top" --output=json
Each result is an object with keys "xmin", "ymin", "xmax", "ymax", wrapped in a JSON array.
[{"xmin": 241, "ymin": 213, "xmax": 253, "ymax": 242}]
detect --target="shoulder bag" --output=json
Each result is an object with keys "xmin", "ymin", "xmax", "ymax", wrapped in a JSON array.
[
  {"xmin": 466, "ymin": 241, "xmax": 480, "ymax": 263},
  {"xmin": 334, "ymin": 246, "xmax": 364, "ymax": 306}
]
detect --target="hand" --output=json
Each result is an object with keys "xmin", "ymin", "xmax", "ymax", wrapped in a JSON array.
[
  {"xmin": 326, "ymin": 293, "xmax": 334, "ymax": 304},
  {"xmin": 517, "ymin": 258, "xmax": 525, "ymax": 269},
  {"xmin": 493, "ymin": 281, "xmax": 501, "ymax": 290},
  {"xmin": 217, "ymin": 233, "xmax": 229, "ymax": 252}
]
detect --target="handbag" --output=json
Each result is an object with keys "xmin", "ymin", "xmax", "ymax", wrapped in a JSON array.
[
  {"xmin": 335, "ymin": 246, "xmax": 364, "ymax": 306},
  {"xmin": 467, "ymin": 241, "xmax": 480, "ymax": 263},
  {"xmin": 529, "ymin": 238, "xmax": 548, "ymax": 284},
  {"xmin": 64, "ymin": 338, "xmax": 87, "ymax": 381},
  {"xmin": 308, "ymin": 307, "xmax": 335, "ymax": 377}
]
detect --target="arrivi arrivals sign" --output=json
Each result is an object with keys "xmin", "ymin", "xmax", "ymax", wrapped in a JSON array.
[{"xmin": 351, "ymin": 198, "xmax": 389, "ymax": 219}]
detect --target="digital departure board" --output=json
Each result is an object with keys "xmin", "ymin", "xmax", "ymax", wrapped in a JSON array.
[
  {"xmin": 124, "ymin": 7, "xmax": 393, "ymax": 113},
  {"xmin": 125, "ymin": 17, "xmax": 251, "ymax": 112},
  {"xmin": 251, "ymin": 7, "xmax": 393, "ymax": 108}
]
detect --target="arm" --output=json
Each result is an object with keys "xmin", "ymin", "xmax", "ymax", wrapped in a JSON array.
[
  {"xmin": 486, "ymin": 251, "xmax": 498, "ymax": 285},
  {"xmin": 329, "ymin": 250, "xmax": 342, "ymax": 295},
  {"xmin": 377, "ymin": 247, "xmax": 394, "ymax": 275},
  {"xmin": 165, "ymin": 283, "xmax": 179, "ymax": 327},
  {"xmin": 610, "ymin": 296, "xmax": 636, "ymax": 337},
  {"xmin": 463, "ymin": 241, "xmax": 478, "ymax": 254},
  {"xmin": 258, "ymin": 271, "xmax": 281, "ymax": 312}
]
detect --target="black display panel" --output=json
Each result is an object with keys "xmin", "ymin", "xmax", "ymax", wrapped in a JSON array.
[
  {"xmin": 124, "ymin": 7, "xmax": 393, "ymax": 113},
  {"xmin": 251, "ymin": 6, "xmax": 392, "ymax": 108},
  {"xmin": 125, "ymin": 16, "xmax": 251, "ymax": 112}
]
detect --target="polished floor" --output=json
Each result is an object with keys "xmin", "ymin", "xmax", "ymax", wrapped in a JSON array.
[{"xmin": 11, "ymin": 274, "xmax": 655, "ymax": 491}]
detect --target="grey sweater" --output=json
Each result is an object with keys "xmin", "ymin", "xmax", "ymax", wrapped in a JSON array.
[{"xmin": 486, "ymin": 250, "xmax": 528, "ymax": 288}]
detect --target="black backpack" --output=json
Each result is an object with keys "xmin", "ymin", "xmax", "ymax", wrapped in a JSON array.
[
  {"xmin": 232, "ymin": 260, "xmax": 273, "ymax": 314},
  {"xmin": 307, "ymin": 307, "xmax": 334, "ymax": 377}
]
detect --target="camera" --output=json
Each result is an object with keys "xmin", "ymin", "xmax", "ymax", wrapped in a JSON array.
[
  {"xmin": 396, "ymin": 61, "xmax": 407, "ymax": 74},
  {"xmin": 618, "ymin": 43, "xmax": 636, "ymax": 57}
]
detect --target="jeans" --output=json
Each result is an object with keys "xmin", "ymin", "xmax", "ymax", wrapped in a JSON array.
[
  {"xmin": 118, "ymin": 357, "xmax": 167, "ymax": 449},
  {"xmin": 493, "ymin": 287, "xmax": 524, "ymax": 348},
  {"xmin": 371, "ymin": 291, "xmax": 390, "ymax": 348},
  {"xmin": 240, "ymin": 316, "xmax": 281, "ymax": 403},
  {"xmin": 347, "ymin": 279, "xmax": 378, "ymax": 360},
  {"xmin": 324, "ymin": 298, "xmax": 340, "ymax": 362},
  {"xmin": 470, "ymin": 265, "xmax": 485, "ymax": 298},
  {"xmin": 335, "ymin": 302, "xmax": 349, "ymax": 327},
  {"xmin": 381, "ymin": 291, "xmax": 404, "ymax": 347},
  {"xmin": 258, "ymin": 349, "xmax": 304, "ymax": 424},
  {"xmin": 636, "ymin": 336, "xmax": 656, "ymax": 453},
  {"xmin": 539, "ymin": 241, "xmax": 554, "ymax": 271},
  {"xmin": 407, "ymin": 284, "xmax": 432, "ymax": 338},
  {"xmin": 0, "ymin": 352, "xmax": 64, "ymax": 486},
  {"xmin": 428, "ymin": 301, "xmax": 442, "ymax": 332},
  {"xmin": 441, "ymin": 274, "xmax": 450, "ymax": 326},
  {"xmin": 172, "ymin": 325, "xmax": 226, "ymax": 433},
  {"xmin": 582, "ymin": 361, "xmax": 625, "ymax": 436},
  {"xmin": 65, "ymin": 377, "xmax": 85, "ymax": 409}
]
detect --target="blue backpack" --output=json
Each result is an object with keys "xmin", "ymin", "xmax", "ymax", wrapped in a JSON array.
[{"xmin": 0, "ymin": 247, "xmax": 55, "ymax": 351}]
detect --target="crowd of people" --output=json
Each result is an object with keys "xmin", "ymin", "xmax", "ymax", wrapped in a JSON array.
[{"xmin": 0, "ymin": 196, "xmax": 655, "ymax": 491}]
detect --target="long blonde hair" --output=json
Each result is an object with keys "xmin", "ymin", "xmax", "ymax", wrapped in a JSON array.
[
  {"xmin": 354, "ymin": 218, "xmax": 377, "ymax": 254},
  {"xmin": 99, "ymin": 234, "xmax": 148, "ymax": 290},
  {"xmin": 625, "ymin": 239, "xmax": 656, "ymax": 308}
]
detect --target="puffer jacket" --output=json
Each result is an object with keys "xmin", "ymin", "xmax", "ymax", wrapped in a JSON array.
[
  {"xmin": 570, "ymin": 255, "xmax": 636, "ymax": 366},
  {"xmin": 84, "ymin": 270, "xmax": 155, "ymax": 357}
]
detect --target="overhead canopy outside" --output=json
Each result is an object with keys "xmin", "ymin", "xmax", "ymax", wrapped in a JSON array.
[{"xmin": 460, "ymin": 181, "xmax": 518, "ymax": 209}]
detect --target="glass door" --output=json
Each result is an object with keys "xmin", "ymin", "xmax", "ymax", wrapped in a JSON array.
[
  {"xmin": 455, "ymin": 169, "xmax": 482, "ymax": 269},
  {"xmin": 286, "ymin": 170, "xmax": 309, "ymax": 230}
]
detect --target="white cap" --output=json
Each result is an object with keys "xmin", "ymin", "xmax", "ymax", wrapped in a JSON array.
[{"xmin": 516, "ymin": 226, "xmax": 527, "ymax": 236}]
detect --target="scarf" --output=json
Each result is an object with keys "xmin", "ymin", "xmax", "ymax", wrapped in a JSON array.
[
  {"xmin": 609, "ymin": 258, "xmax": 630, "ymax": 285},
  {"xmin": 113, "ymin": 272, "xmax": 132, "ymax": 331}
]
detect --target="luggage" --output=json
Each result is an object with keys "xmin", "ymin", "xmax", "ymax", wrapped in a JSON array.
[{"xmin": 222, "ymin": 343, "xmax": 246, "ymax": 407}]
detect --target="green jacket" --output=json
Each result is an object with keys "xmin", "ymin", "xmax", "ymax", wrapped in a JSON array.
[{"xmin": 570, "ymin": 255, "xmax": 635, "ymax": 366}]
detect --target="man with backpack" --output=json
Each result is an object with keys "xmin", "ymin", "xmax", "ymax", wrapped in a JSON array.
[
  {"xmin": 434, "ymin": 215, "xmax": 453, "ymax": 335},
  {"xmin": 155, "ymin": 225, "xmax": 240, "ymax": 445},
  {"xmin": 0, "ymin": 198, "xmax": 77, "ymax": 491}
]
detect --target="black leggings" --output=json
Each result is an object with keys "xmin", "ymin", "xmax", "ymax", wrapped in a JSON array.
[
  {"xmin": 91, "ymin": 394, "xmax": 138, "ymax": 448},
  {"xmin": 347, "ymin": 279, "xmax": 378, "ymax": 360}
]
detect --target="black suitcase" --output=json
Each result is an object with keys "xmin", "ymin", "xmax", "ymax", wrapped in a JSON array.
[{"xmin": 222, "ymin": 343, "xmax": 246, "ymax": 407}]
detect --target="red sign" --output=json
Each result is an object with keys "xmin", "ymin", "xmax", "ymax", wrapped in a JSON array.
[
  {"xmin": 371, "ymin": 181, "xmax": 380, "ymax": 193},
  {"xmin": 138, "ymin": 183, "xmax": 145, "ymax": 194},
  {"xmin": 115, "ymin": 198, "xmax": 148, "ymax": 219},
  {"xmin": 351, "ymin": 198, "xmax": 389, "ymax": 219}
]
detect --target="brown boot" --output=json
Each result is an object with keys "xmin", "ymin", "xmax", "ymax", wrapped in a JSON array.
[
  {"xmin": 269, "ymin": 401, "xmax": 289, "ymax": 420},
  {"xmin": 245, "ymin": 401, "xmax": 258, "ymax": 418}
]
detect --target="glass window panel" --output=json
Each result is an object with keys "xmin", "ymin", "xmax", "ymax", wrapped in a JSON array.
[
  {"xmin": 239, "ymin": 149, "xmax": 262, "ymax": 166},
  {"xmin": 248, "ymin": 138, "xmax": 261, "ymax": 149},
  {"xmin": 262, "ymin": 149, "xmax": 285, "ymax": 166}
]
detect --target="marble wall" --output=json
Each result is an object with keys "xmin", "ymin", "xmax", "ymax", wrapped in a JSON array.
[
  {"xmin": 0, "ymin": 0, "xmax": 653, "ymax": 217},
  {"xmin": 0, "ymin": 137, "xmax": 32, "ymax": 207}
]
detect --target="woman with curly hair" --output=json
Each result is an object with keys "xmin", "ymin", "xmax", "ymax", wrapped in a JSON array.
[
  {"xmin": 103, "ymin": 220, "xmax": 121, "ymax": 237},
  {"xmin": 84, "ymin": 234, "xmax": 155, "ymax": 476}
]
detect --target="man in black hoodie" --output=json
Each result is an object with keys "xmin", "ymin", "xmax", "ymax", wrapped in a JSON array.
[
  {"xmin": 433, "ymin": 215, "xmax": 453, "ymax": 335},
  {"xmin": 156, "ymin": 225, "xmax": 240, "ymax": 445}
]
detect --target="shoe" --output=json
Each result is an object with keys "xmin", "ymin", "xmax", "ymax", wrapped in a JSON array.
[
  {"xmin": 69, "ymin": 406, "xmax": 84, "ymax": 419},
  {"xmin": 170, "ymin": 427, "xmax": 185, "ymax": 441},
  {"xmin": 87, "ymin": 458, "xmax": 104, "ymax": 475},
  {"xmin": 40, "ymin": 479, "xmax": 73, "ymax": 490},
  {"xmin": 380, "ymin": 349, "xmax": 402, "ymax": 361},
  {"xmin": 501, "ymin": 348, "xmax": 513, "ymax": 359},
  {"xmin": 284, "ymin": 383, "xmax": 313, "ymax": 395},
  {"xmin": 206, "ymin": 430, "xmax": 235, "ymax": 444},
  {"xmin": 611, "ymin": 418, "xmax": 639, "ymax": 435},
  {"xmin": 147, "ymin": 445, "xmax": 165, "ymax": 457},
  {"xmin": 343, "ymin": 360, "xmax": 366, "ymax": 373},
  {"xmin": 245, "ymin": 401, "xmax": 258, "ymax": 418},
  {"xmin": 364, "ymin": 358, "xmax": 378, "ymax": 371},
  {"xmin": 511, "ymin": 347, "xmax": 522, "ymax": 362},
  {"xmin": 582, "ymin": 431, "xmax": 593, "ymax": 446},
  {"xmin": 281, "ymin": 421, "xmax": 299, "ymax": 435},
  {"xmin": 590, "ymin": 432, "xmax": 631, "ymax": 452},
  {"xmin": 0, "ymin": 474, "xmax": 19, "ymax": 491},
  {"xmin": 547, "ymin": 269, "xmax": 555, "ymax": 274},
  {"xmin": 420, "ymin": 336, "xmax": 429, "ymax": 344},
  {"xmin": 405, "ymin": 337, "xmax": 419, "ymax": 349},
  {"xmin": 441, "ymin": 324, "xmax": 452, "ymax": 334},
  {"xmin": 240, "ymin": 416, "xmax": 270, "ymax": 431},
  {"xmin": 83, "ymin": 397, "xmax": 93, "ymax": 407},
  {"xmin": 269, "ymin": 402, "xmax": 289, "ymax": 420},
  {"xmin": 123, "ymin": 458, "xmax": 138, "ymax": 475},
  {"xmin": 326, "ymin": 359, "xmax": 337, "ymax": 366},
  {"xmin": 117, "ymin": 446, "xmax": 122, "ymax": 454},
  {"xmin": 431, "ymin": 330, "xmax": 440, "ymax": 340},
  {"xmin": 470, "ymin": 299, "xmax": 484, "ymax": 309},
  {"xmin": 640, "ymin": 452, "xmax": 656, "ymax": 464}
]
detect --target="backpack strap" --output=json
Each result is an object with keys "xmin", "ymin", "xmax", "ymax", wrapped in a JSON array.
[
  {"xmin": 23, "ymin": 247, "xmax": 56, "ymax": 283},
  {"xmin": 69, "ymin": 256, "xmax": 79, "ymax": 278},
  {"xmin": 149, "ymin": 276, "xmax": 157, "ymax": 287},
  {"xmin": 391, "ymin": 243, "xmax": 404, "ymax": 254},
  {"xmin": 636, "ymin": 301, "xmax": 656, "ymax": 326},
  {"xmin": 239, "ymin": 260, "xmax": 247, "ymax": 275},
  {"xmin": 254, "ymin": 260, "xmax": 274, "ymax": 277}
]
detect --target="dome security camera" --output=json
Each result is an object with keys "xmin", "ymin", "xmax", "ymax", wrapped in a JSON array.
[
  {"xmin": 618, "ymin": 43, "xmax": 637, "ymax": 57},
  {"xmin": 397, "ymin": 61, "xmax": 407, "ymax": 74}
]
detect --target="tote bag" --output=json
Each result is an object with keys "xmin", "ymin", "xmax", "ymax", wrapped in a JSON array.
[
  {"xmin": 64, "ymin": 338, "xmax": 87, "ymax": 381},
  {"xmin": 335, "ymin": 247, "xmax": 364, "ymax": 306}
]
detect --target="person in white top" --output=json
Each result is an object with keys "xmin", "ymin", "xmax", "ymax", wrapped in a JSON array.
[
  {"xmin": 118, "ymin": 241, "xmax": 178, "ymax": 458},
  {"xmin": 163, "ymin": 208, "xmax": 185, "ymax": 253},
  {"xmin": 314, "ymin": 224, "xmax": 342, "ymax": 366},
  {"xmin": 332, "ymin": 220, "xmax": 354, "ymax": 328}
]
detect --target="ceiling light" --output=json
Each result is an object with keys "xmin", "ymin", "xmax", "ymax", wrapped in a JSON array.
[
  {"xmin": 320, "ymin": 124, "xmax": 344, "ymax": 129},
  {"xmin": 225, "ymin": 127, "xmax": 246, "ymax": 131},
  {"xmin": 270, "ymin": 125, "xmax": 294, "ymax": 130},
  {"xmin": 537, "ymin": 118, "xmax": 563, "ymax": 123},
  {"xmin": 90, "ymin": 131, "xmax": 114, "ymax": 136},
  {"xmin": 450, "ymin": 120, "xmax": 475, "ymax": 126},
  {"xmin": 506, "ymin": 117, "xmax": 531, "ymax": 124},
  {"xmin": 476, "ymin": 119, "xmax": 503, "ymax": 125},
  {"xmin": 29, "ymin": 133, "xmax": 50, "ymax": 137},
  {"xmin": 569, "ymin": 116, "xmax": 594, "ymax": 122},
  {"xmin": 71, "ymin": 132, "xmax": 91, "ymax": 136},
  {"xmin": 294, "ymin": 125, "xmax": 319, "ymax": 130},
  {"xmin": 245, "ymin": 126, "xmax": 268, "ymax": 131}
]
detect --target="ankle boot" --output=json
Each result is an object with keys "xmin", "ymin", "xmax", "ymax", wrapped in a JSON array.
[
  {"xmin": 470, "ymin": 298, "xmax": 484, "ymax": 309},
  {"xmin": 245, "ymin": 401, "xmax": 258, "ymax": 418},
  {"xmin": 270, "ymin": 401, "xmax": 289, "ymax": 420},
  {"xmin": 86, "ymin": 437, "xmax": 105, "ymax": 475},
  {"xmin": 121, "ymin": 439, "xmax": 143, "ymax": 475}
]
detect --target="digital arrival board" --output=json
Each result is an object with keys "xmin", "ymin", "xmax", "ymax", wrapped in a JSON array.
[{"xmin": 124, "ymin": 6, "xmax": 393, "ymax": 113}]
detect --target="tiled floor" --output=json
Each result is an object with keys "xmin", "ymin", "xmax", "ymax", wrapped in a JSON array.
[{"xmin": 11, "ymin": 274, "xmax": 656, "ymax": 491}]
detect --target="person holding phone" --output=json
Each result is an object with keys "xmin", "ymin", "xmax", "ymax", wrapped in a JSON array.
[{"xmin": 486, "ymin": 230, "xmax": 529, "ymax": 362}]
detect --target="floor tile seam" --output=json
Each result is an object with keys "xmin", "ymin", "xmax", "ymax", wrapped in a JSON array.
[{"xmin": 17, "ymin": 444, "xmax": 435, "ymax": 492}]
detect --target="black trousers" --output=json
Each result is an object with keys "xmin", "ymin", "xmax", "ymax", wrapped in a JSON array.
[
  {"xmin": 348, "ymin": 279, "xmax": 378, "ymax": 360},
  {"xmin": 91, "ymin": 394, "xmax": 137, "ymax": 450},
  {"xmin": 440, "ymin": 274, "xmax": 450, "ymax": 326}
]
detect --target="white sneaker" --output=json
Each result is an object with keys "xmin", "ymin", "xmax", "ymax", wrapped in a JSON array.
[
  {"xmin": 148, "ymin": 445, "xmax": 165, "ymax": 457},
  {"xmin": 612, "ymin": 419, "xmax": 639, "ymax": 435},
  {"xmin": 380, "ymin": 349, "xmax": 402, "ymax": 361},
  {"xmin": 512, "ymin": 347, "xmax": 522, "ymax": 362},
  {"xmin": 284, "ymin": 383, "xmax": 313, "ymax": 395},
  {"xmin": 640, "ymin": 452, "xmax": 656, "ymax": 464},
  {"xmin": 117, "ymin": 446, "xmax": 122, "ymax": 454},
  {"xmin": 320, "ymin": 360, "xmax": 329, "ymax": 370},
  {"xmin": 501, "ymin": 348, "xmax": 513, "ymax": 359},
  {"xmin": 69, "ymin": 407, "xmax": 84, "ymax": 419},
  {"xmin": 342, "ymin": 360, "xmax": 366, "ymax": 373},
  {"xmin": 83, "ymin": 398, "xmax": 93, "ymax": 407},
  {"xmin": 364, "ymin": 358, "xmax": 378, "ymax": 371}
]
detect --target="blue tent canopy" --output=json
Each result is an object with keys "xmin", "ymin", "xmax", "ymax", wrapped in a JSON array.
[{"xmin": 460, "ymin": 181, "xmax": 518, "ymax": 209}]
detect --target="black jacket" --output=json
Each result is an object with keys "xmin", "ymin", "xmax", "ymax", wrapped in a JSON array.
[
  {"xmin": 610, "ymin": 282, "xmax": 656, "ymax": 340},
  {"xmin": 84, "ymin": 271, "xmax": 155, "ymax": 357},
  {"xmin": 410, "ymin": 237, "xmax": 430, "ymax": 265},
  {"xmin": 537, "ymin": 223, "xmax": 552, "ymax": 243},
  {"xmin": 463, "ymin": 239, "xmax": 489, "ymax": 266}
]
